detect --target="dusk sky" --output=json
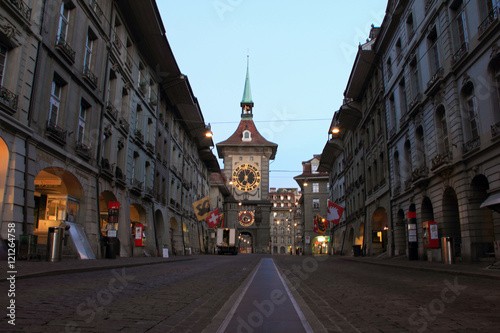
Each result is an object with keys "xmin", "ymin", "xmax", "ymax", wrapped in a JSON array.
[{"xmin": 157, "ymin": 1, "xmax": 388, "ymax": 189}]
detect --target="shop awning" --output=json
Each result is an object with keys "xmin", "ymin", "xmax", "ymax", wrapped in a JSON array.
[{"xmin": 480, "ymin": 192, "xmax": 500, "ymax": 213}]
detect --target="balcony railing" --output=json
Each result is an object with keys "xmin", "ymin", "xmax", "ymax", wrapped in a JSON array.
[
  {"xmin": 411, "ymin": 166, "xmax": 428, "ymax": 183},
  {"xmin": 115, "ymin": 167, "xmax": 126, "ymax": 186},
  {"xmin": 492, "ymin": 121, "xmax": 500, "ymax": 138},
  {"xmin": 425, "ymin": 0, "xmax": 436, "ymax": 15},
  {"xmin": 0, "ymin": 86, "xmax": 19, "ymax": 114},
  {"xmin": 117, "ymin": 137, "xmax": 125, "ymax": 150},
  {"xmin": 431, "ymin": 151, "xmax": 452, "ymax": 170},
  {"xmin": 131, "ymin": 179, "xmax": 143, "ymax": 192},
  {"xmin": 118, "ymin": 117, "xmax": 129, "ymax": 134},
  {"xmin": 146, "ymin": 141, "xmax": 154, "ymax": 153},
  {"xmin": 408, "ymin": 93, "xmax": 422, "ymax": 113},
  {"xmin": 105, "ymin": 102, "xmax": 118, "ymax": 121},
  {"xmin": 134, "ymin": 129, "xmax": 144, "ymax": 143},
  {"xmin": 463, "ymin": 136, "xmax": 481, "ymax": 155},
  {"xmin": 75, "ymin": 142, "xmax": 91, "ymax": 160},
  {"xmin": 145, "ymin": 186, "xmax": 154, "ymax": 199},
  {"xmin": 8, "ymin": 0, "xmax": 31, "ymax": 21},
  {"xmin": 55, "ymin": 35, "xmax": 75, "ymax": 63},
  {"xmin": 451, "ymin": 43, "xmax": 468, "ymax": 66},
  {"xmin": 426, "ymin": 67, "xmax": 444, "ymax": 94},
  {"xmin": 112, "ymin": 31, "xmax": 123, "ymax": 52},
  {"xmin": 101, "ymin": 157, "xmax": 111, "ymax": 172},
  {"xmin": 83, "ymin": 65, "xmax": 98, "ymax": 88},
  {"xmin": 478, "ymin": 6, "xmax": 500, "ymax": 35},
  {"xmin": 46, "ymin": 121, "xmax": 67, "ymax": 145},
  {"xmin": 90, "ymin": 0, "xmax": 103, "ymax": 18}
]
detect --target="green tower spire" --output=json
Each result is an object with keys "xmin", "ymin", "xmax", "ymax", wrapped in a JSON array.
[{"xmin": 241, "ymin": 55, "xmax": 254, "ymax": 118}]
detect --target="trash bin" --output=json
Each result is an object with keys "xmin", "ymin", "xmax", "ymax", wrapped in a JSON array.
[
  {"xmin": 352, "ymin": 245, "xmax": 361, "ymax": 257},
  {"xmin": 104, "ymin": 236, "xmax": 117, "ymax": 259},
  {"xmin": 47, "ymin": 227, "xmax": 64, "ymax": 262},
  {"xmin": 441, "ymin": 237, "xmax": 455, "ymax": 264}
]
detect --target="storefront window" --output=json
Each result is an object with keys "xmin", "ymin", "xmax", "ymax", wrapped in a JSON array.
[
  {"xmin": 46, "ymin": 197, "xmax": 67, "ymax": 220},
  {"xmin": 44, "ymin": 196, "xmax": 79, "ymax": 222},
  {"xmin": 67, "ymin": 200, "xmax": 79, "ymax": 222}
]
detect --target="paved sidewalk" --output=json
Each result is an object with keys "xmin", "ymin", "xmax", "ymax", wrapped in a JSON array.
[
  {"xmin": 339, "ymin": 254, "xmax": 500, "ymax": 279},
  {"xmin": 1, "ymin": 255, "xmax": 196, "ymax": 280}
]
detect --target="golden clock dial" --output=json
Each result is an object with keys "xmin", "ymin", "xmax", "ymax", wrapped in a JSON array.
[
  {"xmin": 232, "ymin": 163, "xmax": 261, "ymax": 192},
  {"xmin": 239, "ymin": 210, "xmax": 255, "ymax": 227}
]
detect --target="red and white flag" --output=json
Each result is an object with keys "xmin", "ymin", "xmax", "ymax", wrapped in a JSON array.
[
  {"xmin": 206, "ymin": 208, "xmax": 219, "ymax": 228},
  {"xmin": 327, "ymin": 200, "xmax": 344, "ymax": 225}
]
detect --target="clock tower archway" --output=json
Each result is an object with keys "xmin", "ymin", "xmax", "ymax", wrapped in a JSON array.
[{"xmin": 217, "ymin": 58, "xmax": 277, "ymax": 253}]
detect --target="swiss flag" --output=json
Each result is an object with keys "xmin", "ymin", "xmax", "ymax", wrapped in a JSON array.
[
  {"xmin": 327, "ymin": 200, "xmax": 344, "ymax": 225},
  {"xmin": 207, "ymin": 208, "xmax": 219, "ymax": 228}
]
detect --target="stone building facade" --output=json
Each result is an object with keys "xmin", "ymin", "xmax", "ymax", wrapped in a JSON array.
[
  {"xmin": 0, "ymin": 0, "xmax": 218, "ymax": 258},
  {"xmin": 269, "ymin": 188, "xmax": 302, "ymax": 255},
  {"xmin": 294, "ymin": 155, "xmax": 330, "ymax": 255},
  {"xmin": 321, "ymin": 0, "xmax": 500, "ymax": 262}
]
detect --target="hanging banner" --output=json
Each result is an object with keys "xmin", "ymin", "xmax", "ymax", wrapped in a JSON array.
[
  {"xmin": 327, "ymin": 200, "xmax": 344, "ymax": 225},
  {"xmin": 193, "ymin": 196, "xmax": 210, "ymax": 221},
  {"xmin": 313, "ymin": 215, "xmax": 327, "ymax": 235}
]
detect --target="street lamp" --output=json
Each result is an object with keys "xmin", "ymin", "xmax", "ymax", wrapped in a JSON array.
[{"xmin": 205, "ymin": 123, "xmax": 213, "ymax": 138}]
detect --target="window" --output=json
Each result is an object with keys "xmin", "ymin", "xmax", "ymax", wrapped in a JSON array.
[
  {"xmin": 311, "ymin": 163, "xmax": 319, "ymax": 173},
  {"xmin": 406, "ymin": 12, "xmax": 415, "ymax": 40},
  {"xmin": 242, "ymin": 130, "xmax": 251, "ymax": 142},
  {"xmin": 313, "ymin": 183, "xmax": 319, "ymax": 193},
  {"xmin": 312, "ymin": 199, "xmax": 320, "ymax": 210},
  {"xmin": 77, "ymin": 100, "xmax": 90, "ymax": 144},
  {"xmin": 410, "ymin": 56, "xmax": 420, "ymax": 100},
  {"xmin": 0, "ymin": 43, "xmax": 7, "ymax": 85},
  {"xmin": 57, "ymin": 3, "xmax": 71, "ymax": 42},
  {"xmin": 394, "ymin": 151, "xmax": 401, "ymax": 187},
  {"xmin": 451, "ymin": 0, "xmax": 469, "ymax": 57},
  {"xmin": 427, "ymin": 26, "xmax": 441, "ymax": 76},
  {"xmin": 489, "ymin": 57, "xmax": 500, "ymax": 122},
  {"xmin": 84, "ymin": 29, "xmax": 97, "ymax": 72},
  {"xmin": 399, "ymin": 79, "xmax": 408, "ymax": 116},
  {"xmin": 404, "ymin": 140, "xmax": 412, "ymax": 181},
  {"xmin": 436, "ymin": 105, "xmax": 450, "ymax": 154},
  {"xmin": 395, "ymin": 38, "xmax": 402, "ymax": 63},
  {"xmin": 386, "ymin": 57, "xmax": 393, "ymax": 79},
  {"xmin": 416, "ymin": 126, "xmax": 425, "ymax": 168},
  {"xmin": 49, "ymin": 80, "xmax": 62, "ymax": 125},
  {"xmin": 138, "ymin": 62, "xmax": 146, "ymax": 91},
  {"xmin": 463, "ymin": 83, "xmax": 479, "ymax": 139}
]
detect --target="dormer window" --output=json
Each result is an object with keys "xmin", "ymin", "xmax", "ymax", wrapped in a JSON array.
[{"xmin": 242, "ymin": 130, "xmax": 252, "ymax": 142}]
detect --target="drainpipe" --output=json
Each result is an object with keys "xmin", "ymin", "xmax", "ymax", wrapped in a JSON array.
[
  {"xmin": 24, "ymin": 0, "xmax": 48, "ymax": 238},
  {"xmin": 94, "ymin": 3, "xmax": 114, "ymax": 258}
]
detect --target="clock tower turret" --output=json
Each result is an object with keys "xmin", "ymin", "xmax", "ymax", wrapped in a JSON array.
[
  {"xmin": 241, "ymin": 56, "xmax": 254, "ymax": 118},
  {"xmin": 216, "ymin": 58, "xmax": 278, "ymax": 253}
]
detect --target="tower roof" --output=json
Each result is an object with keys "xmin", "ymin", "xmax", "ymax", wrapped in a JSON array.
[
  {"xmin": 241, "ymin": 56, "xmax": 253, "ymax": 105},
  {"xmin": 216, "ymin": 119, "xmax": 278, "ymax": 160}
]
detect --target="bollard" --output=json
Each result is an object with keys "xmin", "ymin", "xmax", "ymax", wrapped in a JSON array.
[
  {"xmin": 47, "ymin": 227, "xmax": 65, "ymax": 262},
  {"xmin": 441, "ymin": 237, "xmax": 455, "ymax": 264}
]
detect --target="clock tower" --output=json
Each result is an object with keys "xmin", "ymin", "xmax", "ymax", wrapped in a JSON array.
[{"xmin": 217, "ymin": 58, "xmax": 277, "ymax": 253}]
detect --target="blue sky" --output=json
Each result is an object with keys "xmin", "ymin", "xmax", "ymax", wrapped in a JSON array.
[{"xmin": 157, "ymin": 1, "xmax": 387, "ymax": 189}]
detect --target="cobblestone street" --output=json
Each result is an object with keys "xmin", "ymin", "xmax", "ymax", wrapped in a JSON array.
[
  {"xmin": 273, "ymin": 255, "xmax": 500, "ymax": 333},
  {"xmin": 3, "ymin": 255, "xmax": 260, "ymax": 332},
  {"xmin": 2, "ymin": 254, "xmax": 500, "ymax": 332}
]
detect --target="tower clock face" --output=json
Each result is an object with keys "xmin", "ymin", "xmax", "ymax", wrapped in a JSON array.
[
  {"xmin": 232, "ymin": 163, "xmax": 261, "ymax": 192},
  {"xmin": 239, "ymin": 210, "xmax": 255, "ymax": 227}
]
